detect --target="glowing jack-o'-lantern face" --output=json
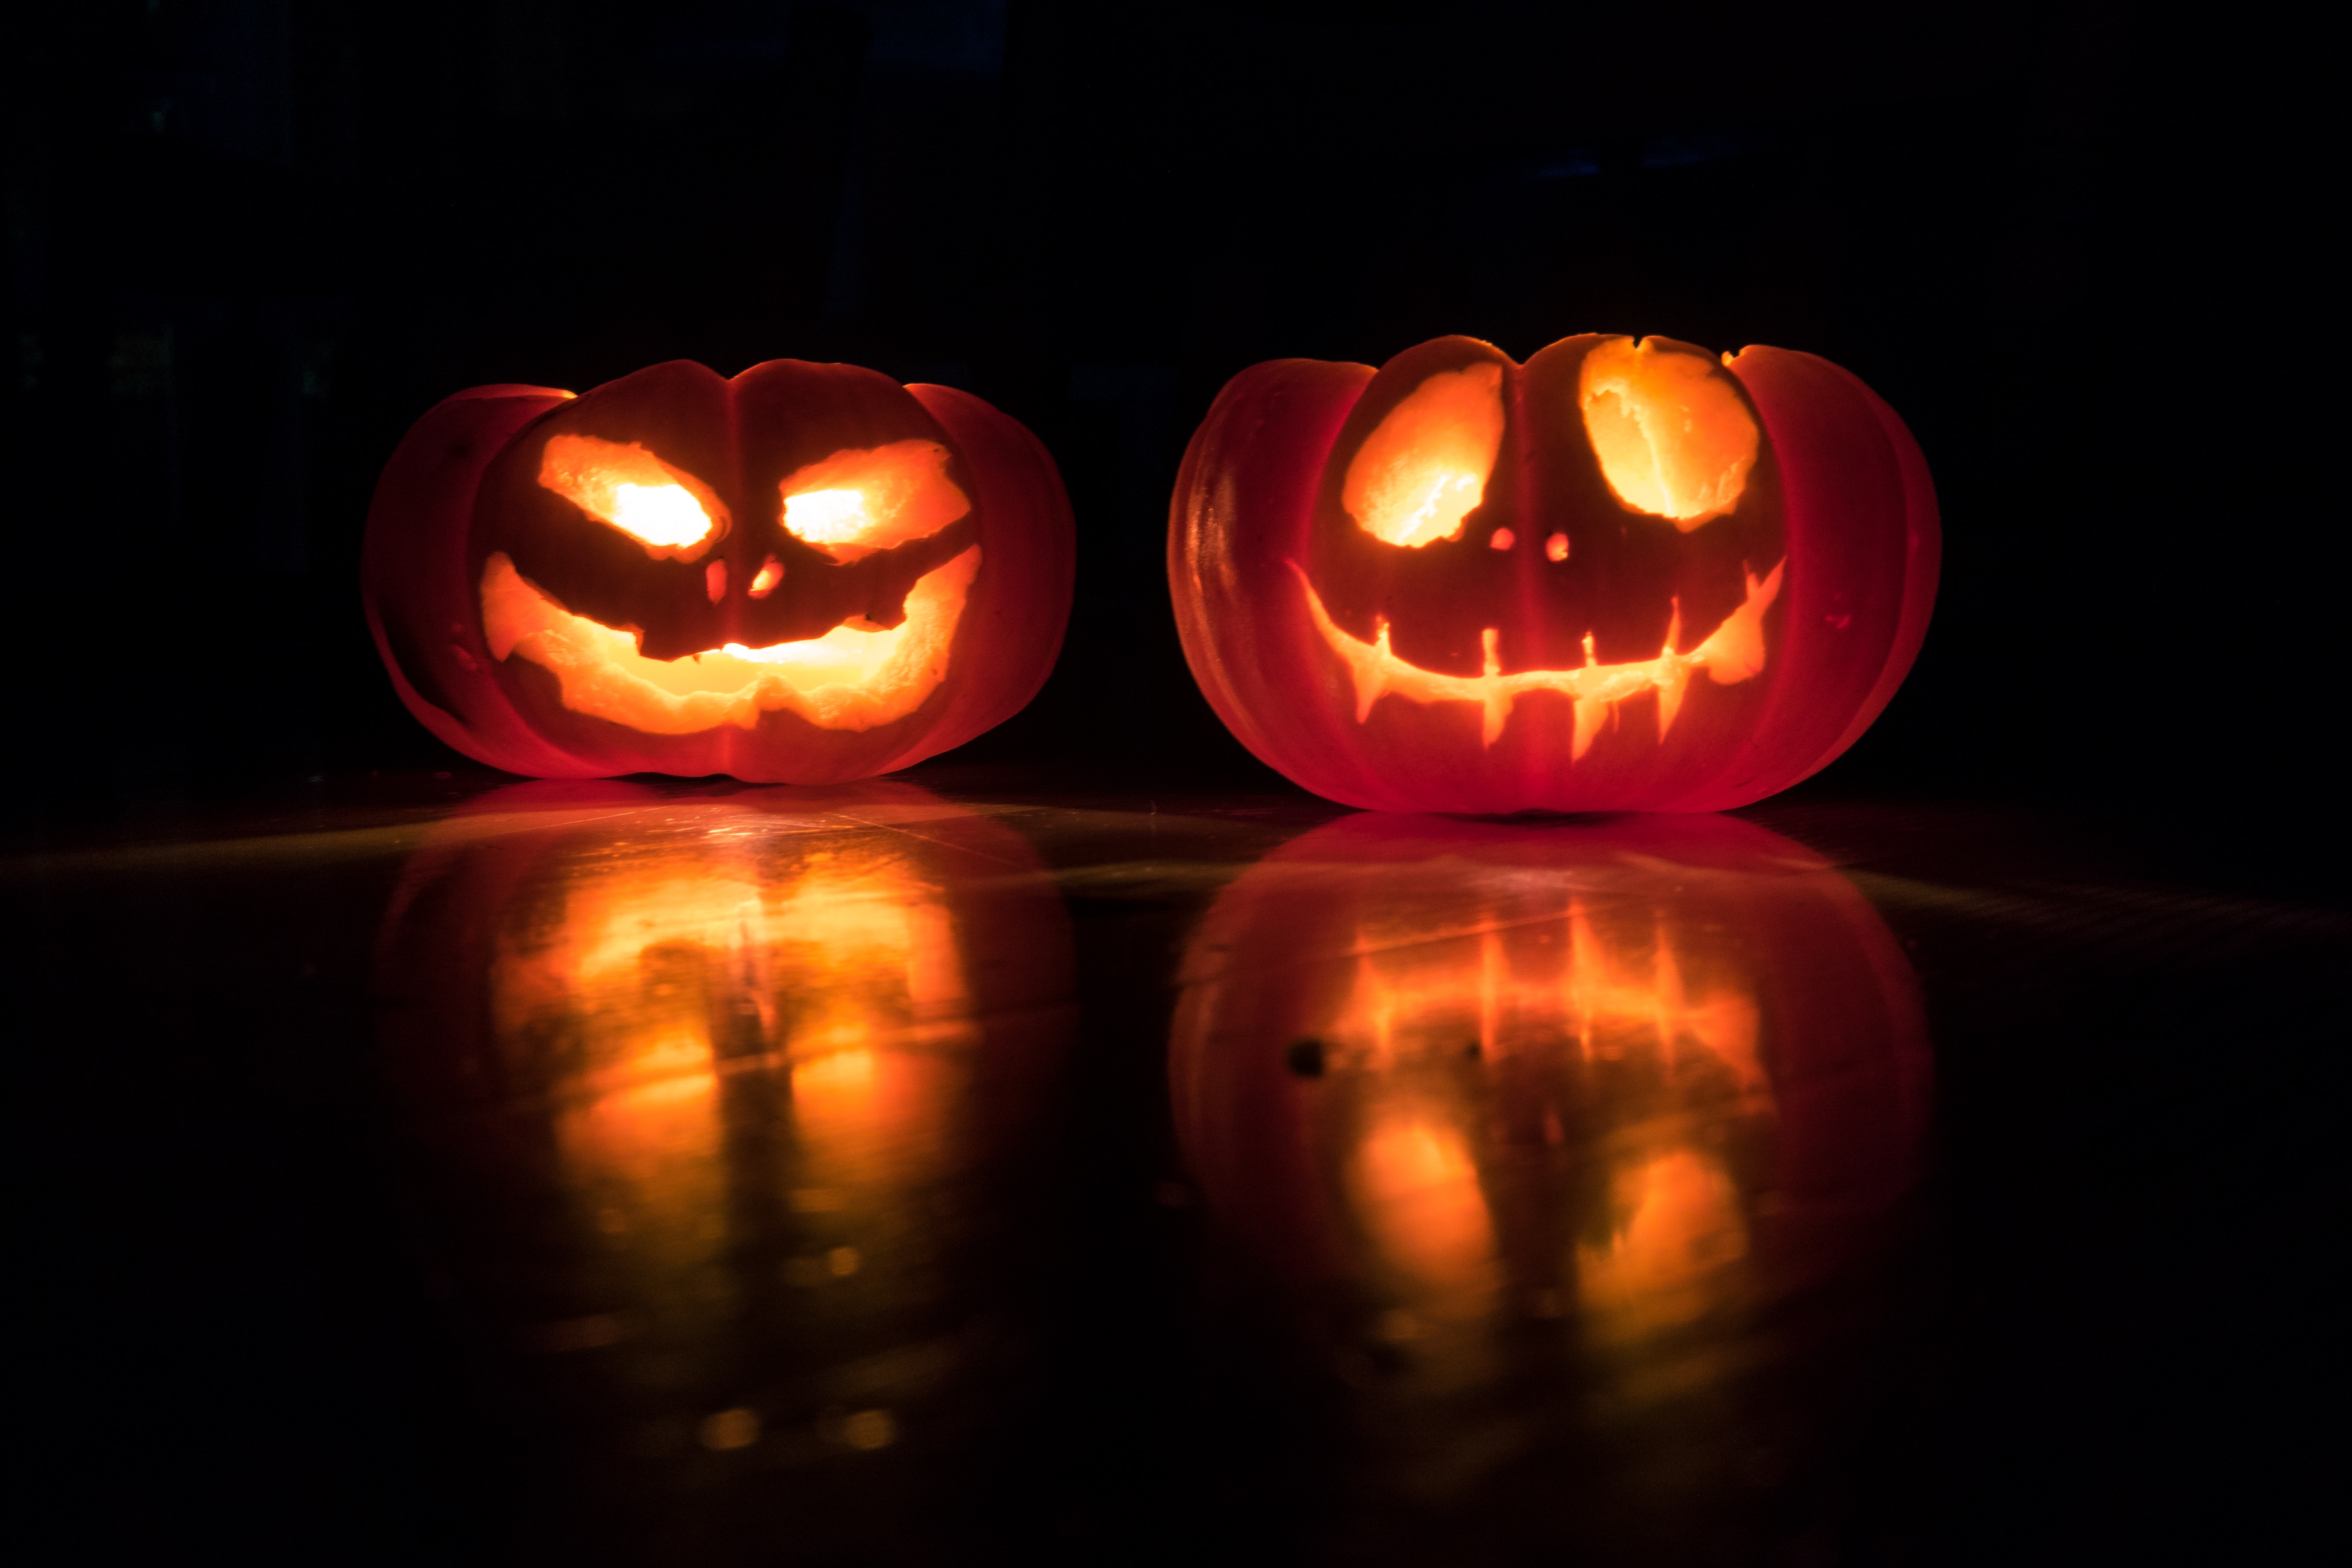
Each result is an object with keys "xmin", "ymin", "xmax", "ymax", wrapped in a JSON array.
[
  {"xmin": 1169, "ymin": 813, "xmax": 1928, "ymax": 1388},
  {"xmin": 1171, "ymin": 334, "xmax": 1939, "ymax": 813},
  {"xmin": 375, "ymin": 782, "xmax": 1073, "ymax": 1470},
  {"xmin": 364, "ymin": 359, "xmax": 1074, "ymax": 783},
  {"xmin": 1307, "ymin": 336, "xmax": 1782, "ymax": 758}
]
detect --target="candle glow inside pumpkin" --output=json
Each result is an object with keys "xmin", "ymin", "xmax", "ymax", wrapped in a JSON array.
[{"xmin": 481, "ymin": 435, "xmax": 982, "ymax": 735}]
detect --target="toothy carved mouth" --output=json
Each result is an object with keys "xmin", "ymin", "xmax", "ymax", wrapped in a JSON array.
[
  {"xmin": 1294, "ymin": 559, "xmax": 1784, "ymax": 755},
  {"xmin": 480, "ymin": 547, "xmax": 979, "ymax": 736}
]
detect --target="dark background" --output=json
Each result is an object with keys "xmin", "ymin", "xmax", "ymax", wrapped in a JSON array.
[
  {"xmin": 4, "ymin": 5, "xmax": 2341, "ymax": 1566},
  {"xmin": 2, "ymin": 0, "xmax": 2337, "ymax": 822}
]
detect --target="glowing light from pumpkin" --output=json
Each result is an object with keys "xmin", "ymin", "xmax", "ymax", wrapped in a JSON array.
[
  {"xmin": 1577, "ymin": 338, "xmax": 1758, "ymax": 528},
  {"xmin": 782, "ymin": 489, "xmax": 870, "ymax": 544},
  {"xmin": 1302, "ymin": 885, "xmax": 1770, "ymax": 1352},
  {"xmin": 487, "ymin": 833, "xmax": 978, "ymax": 1329},
  {"xmin": 538, "ymin": 433, "xmax": 722, "ymax": 553},
  {"xmin": 779, "ymin": 439, "xmax": 971, "ymax": 562},
  {"xmin": 1343, "ymin": 362, "xmax": 1507, "ymax": 548},
  {"xmin": 1353, "ymin": 1110, "xmax": 1499, "ymax": 1306},
  {"xmin": 1292, "ymin": 556, "xmax": 1783, "ymax": 751},
  {"xmin": 610, "ymin": 483, "xmax": 714, "ymax": 548},
  {"xmin": 479, "ymin": 545, "xmax": 980, "ymax": 734},
  {"xmin": 1578, "ymin": 1148, "xmax": 1749, "ymax": 1336}
]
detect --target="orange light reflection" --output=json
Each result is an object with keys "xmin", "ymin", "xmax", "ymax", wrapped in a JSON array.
[
  {"xmin": 1213, "ymin": 840, "xmax": 1813, "ymax": 1380},
  {"xmin": 484, "ymin": 829, "xmax": 979, "ymax": 1338}
]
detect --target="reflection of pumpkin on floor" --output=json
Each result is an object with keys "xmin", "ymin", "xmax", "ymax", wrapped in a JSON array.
[
  {"xmin": 375, "ymin": 781, "xmax": 1072, "ymax": 1501},
  {"xmin": 503, "ymin": 829, "xmax": 978, "ymax": 1369},
  {"xmin": 1169, "ymin": 810, "xmax": 1929, "ymax": 1399}
]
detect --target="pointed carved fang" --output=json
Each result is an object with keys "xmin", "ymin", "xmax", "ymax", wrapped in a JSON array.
[
  {"xmin": 1657, "ymin": 664, "xmax": 1690, "ymax": 740},
  {"xmin": 1572, "ymin": 696, "xmax": 1608, "ymax": 760},
  {"xmin": 1290, "ymin": 556, "xmax": 1784, "ymax": 750}
]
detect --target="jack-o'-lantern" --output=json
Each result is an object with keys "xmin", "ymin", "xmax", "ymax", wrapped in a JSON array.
[
  {"xmin": 374, "ymin": 781, "xmax": 1072, "ymax": 1536},
  {"xmin": 365, "ymin": 360, "xmax": 1075, "ymax": 782},
  {"xmin": 1170, "ymin": 335, "xmax": 1938, "ymax": 812},
  {"xmin": 1170, "ymin": 813, "xmax": 1928, "ymax": 1528}
]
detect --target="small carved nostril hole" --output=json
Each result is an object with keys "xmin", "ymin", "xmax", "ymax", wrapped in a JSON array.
[
  {"xmin": 705, "ymin": 559, "xmax": 727, "ymax": 602},
  {"xmin": 1546, "ymin": 532, "xmax": 1569, "ymax": 562},
  {"xmin": 748, "ymin": 555, "xmax": 783, "ymax": 599},
  {"xmin": 1488, "ymin": 527, "xmax": 1515, "ymax": 551}
]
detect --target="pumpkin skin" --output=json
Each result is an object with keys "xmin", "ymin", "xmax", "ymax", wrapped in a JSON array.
[
  {"xmin": 365, "ymin": 360, "xmax": 1075, "ymax": 782},
  {"xmin": 1169, "ymin": 810, "xmax": 1929, "ymax": 1359},
  {"xmin": 1169, "ymin": 335, "xmax": 1938, "ymax": 813}
]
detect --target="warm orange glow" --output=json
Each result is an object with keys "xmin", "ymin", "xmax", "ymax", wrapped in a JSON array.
[
  {"xmin": 479, "ymin": 546, "xmax": 980, "ymax": 734},
  {"xmin": 486, "ymin": 827, "xmax": 980, "ymax": 1333},
  {"xmin": 1342, "ymin": 363, "xmax": 1507, "ymax": 548},
  {"xmin": 1545, "ymin": 532, "xmax": 1569, "ymax": 562},
  {"xmin": 1303, "ymin": 881, "xmax": 1772, "ymax": 1350},
  {"xmin": 1352, "ymin": 1110, "xmax": 1498, "ymax": 1304},
  {"xmin": 1577, "ymin": 1148, "xmax": 1749, "ymax": 1336},
  {"xmin": 1488, "ymin": 527, "xmax": 1515, "ymax": 551},
  {"xmin": 1577, "ymin": 338, "xmax": 1758, "ymax": 528},
  {"xmin": 1293, "ymin": 556, "xmax": 1783, "ymax": 750},
  {"xmin": 748, "ymin": 555, "xmax": 784, "ymax": 598},
  {"xmin": 779, "ymin": 439, "xmax": 970, "ymax": 563},
  {"xmin": 538, "ymin": 433, "xmax": 723, "ymax": 555}
]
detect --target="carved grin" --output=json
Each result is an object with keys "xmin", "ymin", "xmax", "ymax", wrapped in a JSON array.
[
  {"xmin": 1294, "ymin": 559, "xmax": 1784, "ymax": 755},
  {"xmin": 480, "ymin": 547, "xmax": 981, "ymax": 736}
]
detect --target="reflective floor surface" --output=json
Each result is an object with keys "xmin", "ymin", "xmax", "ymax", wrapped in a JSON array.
[{"xmin": 7, "ymin": 773, "xmax": 2338, "ymax": 1565}]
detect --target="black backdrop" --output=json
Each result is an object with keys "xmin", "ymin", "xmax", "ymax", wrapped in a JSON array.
[
  {"xmin": 2, "ymin": 1, "xmax": 2335, "ymax": 822},
  {"xmin": 3, "ymin": 10, "xmax": 2344, "ymax": 1567}
]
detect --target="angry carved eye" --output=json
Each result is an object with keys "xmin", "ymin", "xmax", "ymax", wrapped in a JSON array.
[
  {"xmin": 1343, "ymin": 362, "xmax": 1507, "ymax": 548},
  {"xmin": 538, "ymin": 434, "xmax": 724, "ymax": 556},
  {"xmin": 780, "ymin": 439, "xmax": 970, "ymax": 563},
  {"xmin": 1577, "ymin": 338, "xmax": 1758, "ymax": 529}
]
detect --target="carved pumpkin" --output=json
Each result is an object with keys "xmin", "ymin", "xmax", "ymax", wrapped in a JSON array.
[
  {"xmin": 1170, "ymin": 812, "xmax": 1928, "ymax": 1382},
  {"xmin": 375, "ymin": 781, "xmax": 1073, "ymax": 1504},
  {"xmin": 365, "ymin": 360, "xmax": 1075, "ymax": 782},
  {"xmin": 1170, "ymin": 335, "xmax": 1938, "ymax": 812}
]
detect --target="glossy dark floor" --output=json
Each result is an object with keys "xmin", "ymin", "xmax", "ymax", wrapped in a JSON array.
[{"xmin": 9, "ymin": 773, "xmax": 2337, "ymax": 1566}]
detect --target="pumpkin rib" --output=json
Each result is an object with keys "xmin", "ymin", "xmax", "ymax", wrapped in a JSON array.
[
  {"xmin": 1170, "ymin": 356, "xmax": 1391, "ymax": 803},
  {"xmin": 898, "ymin": 382, "xmax": 1078, "ymax": 769},
  {"xmin": 363, "ymin": 386, "xmax": 608, "ymax": 778}
]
